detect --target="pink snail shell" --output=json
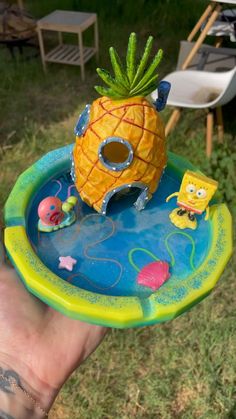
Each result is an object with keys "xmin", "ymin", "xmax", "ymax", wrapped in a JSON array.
[{"xmin": 38, "ymin": 196, "xmax": 64, "ymax": 226}]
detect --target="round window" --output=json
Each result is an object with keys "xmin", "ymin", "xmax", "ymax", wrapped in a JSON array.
[
  {"xmin": 98, "ymin": 137, "xmax": 133, "ymax": 171},
  {"xmin": 74, "ymin": 104, "xmax": 91, "ymax": 136}
]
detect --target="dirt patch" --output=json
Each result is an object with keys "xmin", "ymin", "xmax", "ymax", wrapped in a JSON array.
[
  {"xmin": 171, "ymin": 383, "xmax": 205, "ymax": 416},
  {"xmin": 49, "ymin": 399, "xmax": 71, "ymax": 419}
]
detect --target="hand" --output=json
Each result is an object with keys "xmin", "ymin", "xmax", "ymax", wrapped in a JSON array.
[
  {"xmin": 0, "ymin": 242, "xmax": 107, "ymax": 415},
  {"xmin": 165, "ymin": 192, "xmax": 178, "ymax": 203}
]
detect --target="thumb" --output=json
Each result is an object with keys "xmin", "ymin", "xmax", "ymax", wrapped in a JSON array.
[
  {"xmin": 0, "ymin": 228, "xmax": 13, "ymax": 271},
  {"xmin": 0, "ymin": 234, "xmax": 5, "ymax": 267},
  {"xmin": 0, "ymin": 222, "xmax": 4, "ymax": 265}
]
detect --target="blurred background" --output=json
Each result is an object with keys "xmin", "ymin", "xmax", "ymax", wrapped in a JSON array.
[{"xmin": 0, "ymin": 0, "xmax": 236, "ymax": 417}]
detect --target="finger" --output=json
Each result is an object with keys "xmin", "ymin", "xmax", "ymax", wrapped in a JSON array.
[
  {"xmin": 0, "ymin": 241, "xmax": 4, "ymax": 267},
  {"xmin": 0, "ymin": 229, "xmax": 12, "ymax": 270},
  {"xmin": 0, "ymin": 222, "xmax": 6, "ymax": 267},
  {"xmin": 0, "ymin": 227, "xmax": 48, "ymax": 312}
]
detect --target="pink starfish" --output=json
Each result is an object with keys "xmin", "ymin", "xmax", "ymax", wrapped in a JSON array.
[{"xmin": 58, "ymin": 256, "xmax": 77, "ymax": 272}]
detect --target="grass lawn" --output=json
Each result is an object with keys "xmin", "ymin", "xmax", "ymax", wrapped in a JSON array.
[{"xmin": 1, "ymin": 0, "xmax": 236, "ymax": 417}]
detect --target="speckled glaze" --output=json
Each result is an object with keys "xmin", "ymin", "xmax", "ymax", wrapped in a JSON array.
[{"xmin": 4, "ymin": 145, "xmax": 233, "ymax": 328}]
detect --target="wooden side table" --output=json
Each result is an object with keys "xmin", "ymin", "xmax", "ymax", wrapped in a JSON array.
[{"xmin": 37, "ymin": 10, "xmax": 99, "ymax": 80}]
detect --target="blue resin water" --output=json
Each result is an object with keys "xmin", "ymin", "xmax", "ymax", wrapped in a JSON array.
[{"xmin": 27, "ymin": 169, "xmax": 211, "ymax": 298}]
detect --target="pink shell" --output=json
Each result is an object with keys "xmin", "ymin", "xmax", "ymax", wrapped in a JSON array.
[
  {"xmin": 137, "ymin": 261, "xmax": 170, "ymax": 291},
  {"xmin": 38, "ymin": 196, "xmax": 64, "ymax": 226}
]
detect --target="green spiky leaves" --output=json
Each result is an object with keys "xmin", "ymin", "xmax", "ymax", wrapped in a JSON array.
[{"xmin": 94, "ymin": 32, "xmax": 163, "ymax": 99}]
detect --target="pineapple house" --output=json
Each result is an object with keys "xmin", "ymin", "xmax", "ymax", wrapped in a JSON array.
[{"xmin": 72, "ymin": 33, "xmax": 167, "ymax": 214}]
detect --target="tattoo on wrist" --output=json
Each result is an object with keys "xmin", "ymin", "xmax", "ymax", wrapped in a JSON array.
[
  {"xmin": 0, "ymin": 367, "xmax": 21, "ymax": 394},
  {"xmin": 0, "ymin": 409, "xmax": 15, "ymax": 419},
  {"xmin": 0, "ymin": 367, "xmax": 48, "ymax": 417}
]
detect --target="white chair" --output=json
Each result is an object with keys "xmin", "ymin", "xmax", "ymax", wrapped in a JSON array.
[
  {"xmin": 151, "ymin": 67, "xmax": 236, "ymax": 156},
  {"xmin": 212, "ymin": 0, "xmax": 236, "ymax": 4}
]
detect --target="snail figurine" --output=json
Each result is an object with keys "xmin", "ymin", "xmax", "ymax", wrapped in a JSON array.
[{"xmin": 38, "ymin": 196, "xmax": 77, "ymax": 232}]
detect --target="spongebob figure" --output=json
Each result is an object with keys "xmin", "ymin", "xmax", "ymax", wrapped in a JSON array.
[{"xmin": 166, "ymin": 171, "xmax": 218, "ymax": 230}]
